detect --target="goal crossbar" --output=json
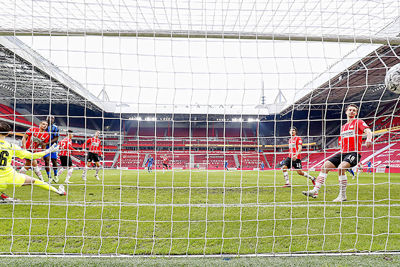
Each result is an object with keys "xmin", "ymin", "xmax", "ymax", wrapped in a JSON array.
[{"xmin": 2, "ymin": 30, "xmax": 400, "ymax": 45}]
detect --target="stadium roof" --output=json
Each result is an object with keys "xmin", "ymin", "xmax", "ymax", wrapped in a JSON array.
[
  {"xmin": 0, "ymin": 36, "xmax": 113, "ymax": 112},
  {"xmin": 1, "ymin": 1, "xmax": 400, "ymax": 116},
  {"xmin": 280, "ymin": 44, "xmax": 400, "ymax": 116},
  {"xmin": 281, "ymin": 17, "xmax": 400, "ymax": 116}
]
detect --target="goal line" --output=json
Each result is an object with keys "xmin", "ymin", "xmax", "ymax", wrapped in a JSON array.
[{"xmin": 4, "ymin": 201, "xmax": 399, "ymax": 208}]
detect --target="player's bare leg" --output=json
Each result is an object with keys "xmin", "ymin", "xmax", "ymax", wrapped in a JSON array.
[
  {"xmin": 296, "ymin": 170, "xmax": 316, "ymax": 185},
  {"xmin": 281, "ymin": 165, "xmax": 291, "ymax": 187},
  {"xmin": 333, "ymin": 162, "xmax": 351, "ymax": 202},
  {"xmin": 44, "ymin": 156, "xmax": 52, "ymax": 181},
  {"xmin": 31, "ymin": 159, "xmax": 45, "ymax": 181},
  {"xmin": 19, "ymin": 160, "xmax": 31, "ymax": 174},
  {"xmin": 302, "ymin": 161, "xmax": 335, "ymax": 199},
  {"xmin": 57, "ymin": 169, "xmax": 65, "ymax": 179},
  {"xmin": 22, "ymin": 159, "xmax": 44, "ymax": 181},
  {"xmin": 23, "ymin": 175, "xmax": 66, "ymax": 196}
]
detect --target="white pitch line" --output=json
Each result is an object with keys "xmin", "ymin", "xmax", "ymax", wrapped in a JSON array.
[
  {"xmin": 3, "ymin": 201, "xmax": 399, "ymax": 208},
  {"xmin": 1, "ymin": 251, "xmax": 400, "ymax": 257}
]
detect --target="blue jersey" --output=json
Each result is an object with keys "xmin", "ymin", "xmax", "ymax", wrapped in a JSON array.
[
  {"xmin": 225, "ymin": 161, "xmax": 228, "ymax": 166},
  {"xmin": 146, "ymin": 157, "xmax": 154, "ymax": 166},
  {"xmin": 46, "ymin": 124, "xmax": 59, "ymax": 148},
  {"xmin": 367, "ymin": 162, "xmax": 372, "ymax": 167}
]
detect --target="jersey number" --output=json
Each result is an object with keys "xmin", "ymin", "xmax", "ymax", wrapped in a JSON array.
[{"xmin": 0, "ymin": 151, "xmax": 9, "ymax": 166}]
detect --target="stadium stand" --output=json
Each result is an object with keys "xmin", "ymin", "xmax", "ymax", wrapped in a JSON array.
[{"xmin": 0, "ymin": 104, "xmax": 36, "ymax": 127}]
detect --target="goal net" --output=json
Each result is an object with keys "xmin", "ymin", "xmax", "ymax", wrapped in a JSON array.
[{"xmin": 0, "ymin": 0, "xmax": 399, "ymax": 256}]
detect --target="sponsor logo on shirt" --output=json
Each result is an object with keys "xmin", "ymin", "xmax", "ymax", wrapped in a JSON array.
[{"xmin": 341, "ymin": 129, "xmax": 355, "ymax": 138}]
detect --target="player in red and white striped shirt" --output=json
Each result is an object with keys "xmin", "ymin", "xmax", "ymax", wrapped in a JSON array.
[
  {"xmin": 281, "ymin": 127, "xmax": 316, "ymax": 187},
  {"xmin": 20, "ymin": 121, "xmax": 50, "ymax": 181},
  {"xmin": 55, "ymin": 130, "xmax": 76, "ymax": 184},
  {"xmin": 162, "ymin": 155, "xmax": 169, "ymax": 173},
  {"xmin": 82, "ymin": 131, "xmax": 102, "ymax": 181},
  {"xmin": 303, "ymin": 104, "xmax": 373, "ymax": 202}
]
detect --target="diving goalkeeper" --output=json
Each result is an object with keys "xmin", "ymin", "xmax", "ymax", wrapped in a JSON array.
[{"xmin": 0, "ymin": 122, "xmax": 65, "ymax": 202}]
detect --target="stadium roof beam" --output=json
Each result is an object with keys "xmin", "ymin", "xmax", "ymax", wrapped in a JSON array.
[
  {"xmin": 280, "ymin": 17, "xmax": 400, "ymax": 116},
  {"xmin": 2, "ymin": 30, "xmax": 400, "ymax": 45},
  {"xmin": 281, "ymin": 44, "xmax": 400, "ymax": 116},
  {"xmin": 0, "ymin": 36, "xmax": 112, "ymax": 112},
  {"xmin": 294, "ymin": 104, "xmax": 343, "ymax": 111}
]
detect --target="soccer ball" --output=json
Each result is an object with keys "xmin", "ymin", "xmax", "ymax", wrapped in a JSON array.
[{"xmin": 385, "ymin": 63, "xmax": 400, "ymax": 94}]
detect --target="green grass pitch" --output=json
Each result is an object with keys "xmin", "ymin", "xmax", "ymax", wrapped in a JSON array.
[{"xmin": 0, "ymin": 169, "xmax": 399, "ymax": 255}]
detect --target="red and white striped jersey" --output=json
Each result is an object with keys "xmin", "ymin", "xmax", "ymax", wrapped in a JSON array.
[
  {"xmin": 83, "ymin": 137, "xmax": 102, "ymax": 155},
  {"xmin": 59, "ymin": 137, "xmax": 75, "ymax": 157},
  {"xmin": 288, "ymin": 136, "xmax": 303, "ymax": 159},
  {"xmin": 25, "ymin": 127, "xmax": 50, "ymax": 151},
  {"xmin": 340, "ymin": 119, "xmax": 369, "ymax": 153},
  {"xmin": 163, "ymin": 157, "xmax": 169, "ymax": 164}
]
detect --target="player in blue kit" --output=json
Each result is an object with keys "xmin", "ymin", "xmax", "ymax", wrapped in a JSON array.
[
  {"xmin": 43, "ymin": 115, "xmax": 59, "ymax": 182},
  {"xmin": 347, "ymin": 168, "xmax": 355, "ymax": 177},
  {"xmin": 367, "ymin": 161, "xmax": 372, "ymax": 173},
  {"xmin": 146, "ymin": 156, "xmax": 154, "ymax": 173}
]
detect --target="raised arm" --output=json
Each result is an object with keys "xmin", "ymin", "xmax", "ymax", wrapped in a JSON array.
[{"xmin": 14, "ymin": 144, "xmax": 59, "ymax": 160}]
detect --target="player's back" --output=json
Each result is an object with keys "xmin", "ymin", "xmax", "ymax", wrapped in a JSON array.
[
  {"xmin": 47, "ymin": 124, "xmax": 59, "ymax": 147},
  {"xmin": 86, "ymin": 137, "xmax": 101, "ymax": 153},
  {"xmin": 0, "ymin": 140, "xmax": 18, "ymax": 175},
  {"xmin": 59, "ymin": 137, "xmax": 72, "ymax": 156}
]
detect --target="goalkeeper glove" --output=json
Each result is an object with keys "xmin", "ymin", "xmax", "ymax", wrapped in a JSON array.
[{"xmin": 44, "ymin": 144, "xmax": 59, "ymax": 154}]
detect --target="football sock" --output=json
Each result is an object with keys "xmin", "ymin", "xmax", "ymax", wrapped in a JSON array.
[
  {"xmin": 57, "ymin": 167, "xmax": 65, "ymax": 177},
  {"xmin": 65, "ymin": 168, "xmax": 74, "ymax": 182},
  {"xmin": 303, "ymin": 172, "xmax": 315, "ymax": 180},
  {"xmin": 314, "ymin": 172, "xmax": 328, "ymax": 192},
  {"xmin": 82, "ymin": 168, "xmax": 87, "ymax": 178},
  {"xmin": 34, "ymin": 166, "xmax": 44, "ymax": 180},
  {"xmin": 283, "ymin": 171, "xmax": 290, "ymax": 184},
  {"xmin": 338, "ymin": 175, "xmax": 348, "ymax": 197}
]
